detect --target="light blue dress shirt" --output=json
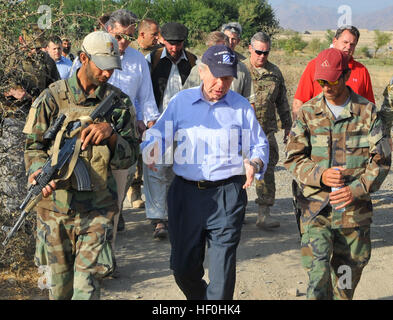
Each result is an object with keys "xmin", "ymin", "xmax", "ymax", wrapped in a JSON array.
[
  {"xmin": 56, "ymin": 56, "xmax": 73, "ymax": 79},
  {"xmin": 141, "ymin": 86, "xmax": 269, "ymax": 181}
]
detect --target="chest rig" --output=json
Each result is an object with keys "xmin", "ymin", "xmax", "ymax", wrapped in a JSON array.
[{"xmin": 47, "ymin": 80, "xmax": 112, "ymax": 192}]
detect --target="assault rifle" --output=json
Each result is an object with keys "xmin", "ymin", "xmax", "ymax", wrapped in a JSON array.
[{"xmin": 1, "ymin": 92, "xmax": 117, "ymax": 246}]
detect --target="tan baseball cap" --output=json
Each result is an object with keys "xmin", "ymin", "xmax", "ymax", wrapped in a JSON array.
[{"xmin": 81, "ymin": 31, "xmax": 122, "ymax": 70}]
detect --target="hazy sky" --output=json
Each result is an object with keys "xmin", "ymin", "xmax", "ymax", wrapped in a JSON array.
[{"xmin": 267, "ymin": 0, "xmax": 390, "ymax": 13}]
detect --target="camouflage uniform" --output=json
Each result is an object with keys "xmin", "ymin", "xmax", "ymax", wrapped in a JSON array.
[
  {"xmin": 245, "ymin": 58, "xmax": 292, "ymax": 207},
  {"xmin": 284, "ymin": 88, "xmax": 391, "ymax": 299},
  {"xmin": 23, "ymin": 73, "xmax": 139, "ymax": 299},
  {"xmin": 130, "ymin": 40, "xmax": 161, "ymax": 57},
  {"xmin": 0, "ymin": 49, "xmax": 60, "ymax": 266}
]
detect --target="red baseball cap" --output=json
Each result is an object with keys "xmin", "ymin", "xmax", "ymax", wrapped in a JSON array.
[{"xmin": 314, "ymin": 48, "xmax": 350, "ymax": 82}]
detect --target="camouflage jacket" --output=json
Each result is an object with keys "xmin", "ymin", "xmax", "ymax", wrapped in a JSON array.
[
  {"xmin": 183, "ymin": 60, "xmax": 255, "ymax": 104},
  {"xmin": 284, "ymin": 88, "xmax": 391, "ymax": 228},
  {"xmin": 129, "ymin": 40, "xmax": 161, "ymax": 57},
  {"xmin": 1, "ymin": 51, "xmax": 60, "ymax": 119},
  {"xmin": 245, "ymin": 59, "xmax": 292, "ymax": 134},
  {"xmin": 23, "ymin": 73, "xmax": 139, "ymax": 214},
  {"xmin": 379, "ymin": 81, "xmax": 393, "ymax": 136}
]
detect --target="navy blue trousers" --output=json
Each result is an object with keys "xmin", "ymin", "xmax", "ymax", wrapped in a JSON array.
[{"xmin": 167, "ymin": 175, "xmax": 247, "ymax": 300}]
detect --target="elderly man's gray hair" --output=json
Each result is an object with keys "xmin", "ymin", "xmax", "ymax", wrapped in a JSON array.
[
  {"xmin": 221, "ymin": 22, "xmax": 242, "ymax": 37},
  {"xmin": 251, "ymin": 32, "xmax": 271, "ymax": 47},
  {"xmin": 106, "ymin": 9, "xmax": 138, "ymax": 29}
]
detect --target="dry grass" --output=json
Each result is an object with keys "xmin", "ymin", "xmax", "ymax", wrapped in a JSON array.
[
  {"xmin": 0, "ymin": 265, "xmax": 47, "ymax": 300},
  {"xmin": 295, "ymin": 29, "xmax": 393, "ymax": 49},
  {"xmin": 266, "ymin": 48, "xmax": 393, "ymax": 107}
]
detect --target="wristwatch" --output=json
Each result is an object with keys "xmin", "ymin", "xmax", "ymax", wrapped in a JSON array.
[{"xmin": 245, "ymin": 159, "xmax": 261, "ymax": 172}]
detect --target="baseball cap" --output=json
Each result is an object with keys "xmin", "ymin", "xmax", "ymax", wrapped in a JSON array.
[
  {"xmin": 81, "ymin": 31, "xmax": 122, "ymax": 70},
  {"xmin": 161, "ymin": 22, "xmax": 188, "ymax": 41},
  {"xmin": 201, "ymin": 45, "xmax": 238, "ymax": 78},
  {"xmin": 314, "ymin": 48, "xmax": 350, "ymax": 82}
]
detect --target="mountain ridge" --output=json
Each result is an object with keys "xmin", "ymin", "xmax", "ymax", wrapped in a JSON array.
[{"xmin": 273, "ymin": 0, "xmax": 393, "ymax": 31}]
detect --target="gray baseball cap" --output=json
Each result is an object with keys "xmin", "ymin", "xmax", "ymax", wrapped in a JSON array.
[{"xmin": 81, "ymin": 31, "xmax": 122, "ymax": 70}]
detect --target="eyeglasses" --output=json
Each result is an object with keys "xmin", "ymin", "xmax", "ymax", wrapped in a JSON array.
[
  {"xmin": 252, "ymin": 46, "xmax": 269, "ymax": 56},
  {"xmin": 114, "ymin": 33, "xmax": 134, "ymax": 42},
  {"xmin": 317, "ymin": 79, "xmax": 340, "ymax": 86}
]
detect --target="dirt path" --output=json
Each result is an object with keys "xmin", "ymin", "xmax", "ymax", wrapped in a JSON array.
[{"xmin": 101, "ymin": 131, "xmax": 393, "ymax": 300}]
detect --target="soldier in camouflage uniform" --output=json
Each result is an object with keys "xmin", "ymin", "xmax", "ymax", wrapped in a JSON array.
[
  {"xmin": 0, "ymin": 26, "xmax": 60, "ymax": 266},
  {"xmin": 284, "ymin": 48, "xmax": 391, "ymax": 300},
  {"xmin": 245, "ymin": 32, "xmax": 292, "ymax": 229},
  {"xmin": 22, "ymin": 31, "xmax": 139, "ymax": 300},
  {"xmin": 130, "ymin": 18, "xmax": 161, "ymax": 57}
]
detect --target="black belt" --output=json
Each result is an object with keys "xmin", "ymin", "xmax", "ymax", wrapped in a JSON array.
[{"xmin": 178, "ymin": 175, "xmax": 244, "ymax": 190}]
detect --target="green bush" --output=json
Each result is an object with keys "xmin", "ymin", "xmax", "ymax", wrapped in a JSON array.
[
  {"xmin": 360, "ymin": 46, "xmax": 372, "ymax": 59},
  {"xmin": 278, "ymin": 34, "xmax": 308, "ymax": 54}
]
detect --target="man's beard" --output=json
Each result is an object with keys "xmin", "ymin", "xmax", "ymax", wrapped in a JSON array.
[
  {"xmin": 86, "ymin": 63, "xmax": 105, "ymax": 87},
  {"xmin": 63, "ymin": 47, "xmax": 70, "ymax": 54}
]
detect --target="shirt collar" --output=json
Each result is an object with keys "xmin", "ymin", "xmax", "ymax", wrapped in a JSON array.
[
  {"xmin": 55, "ymin": 56, "xmax": 64, "ymax": 64},
  {"xmin": 348, "ymin": 56, "xmax": 355, "ymax": 69},
  {"xmin": 162, "ymin": 47, "xmax": 188, "ymax": 64},
  {"xmin": 315, "ymin": 86, "xmax": 357, "ymax": 118},
  {"xmin": 191, "ymin": 84, "xmax": 231, "ymax": 106}
]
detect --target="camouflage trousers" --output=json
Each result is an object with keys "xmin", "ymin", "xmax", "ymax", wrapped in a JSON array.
[
  {"xmin": 300, "ymin": 207, "xmax": 371, "ymax": 300},
  {"xmin": 35, "ymin": 206, "xmax": 115, "ymax": 300},
  {"xmin": 255, "ymin": 132, "xmax": 279, "ymax": 206}
]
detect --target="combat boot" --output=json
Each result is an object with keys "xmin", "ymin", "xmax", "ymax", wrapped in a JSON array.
[
  {"xmin": 127, "ymin": 186, "xmax": 145, "ymax": 208},
  {"xmin": 256, "ymin": 205, "xmax": 280, "ymax": 229}
]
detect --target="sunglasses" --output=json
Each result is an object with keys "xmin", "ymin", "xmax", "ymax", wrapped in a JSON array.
[
  {"xmin": 252, "ymin": 46, "xmax": 269, "ymax": 56},
  {"xmin": 114, "ymin": 33, "xmax": 134, "ymax": 42},
  {"xmin": 317, "ymin": 79, "xmax": 340, "ymax": 86}
]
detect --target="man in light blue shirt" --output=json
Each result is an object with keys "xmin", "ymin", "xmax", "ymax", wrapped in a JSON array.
[
  {"xmin": 141, "ymin": 45, "xmax": 269, "ymax": 300},
  {"xmin": 46, "ymin": 36, "xmax": 72, "ymax": 80}
]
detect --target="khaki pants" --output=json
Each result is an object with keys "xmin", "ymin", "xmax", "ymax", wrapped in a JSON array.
[{"xmin": 112, "ymin": 164, "xmax": 136, "ymax": 247}]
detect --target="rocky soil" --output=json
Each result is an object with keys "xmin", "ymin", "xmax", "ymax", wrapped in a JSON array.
[{"xmin": 101, "ymin": 130, "xmax": 393, "ymax": 300}]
